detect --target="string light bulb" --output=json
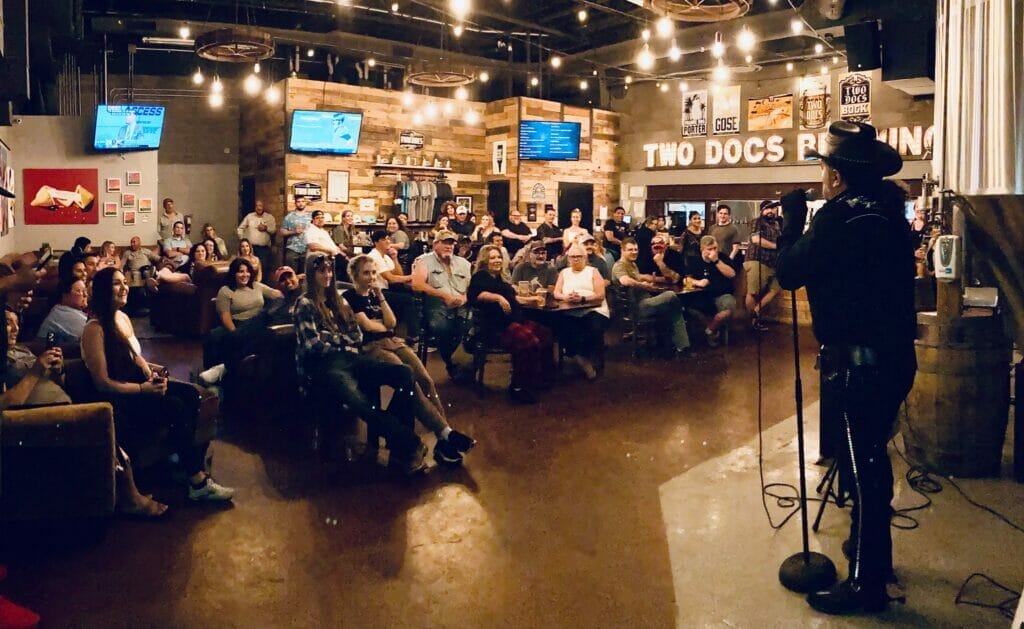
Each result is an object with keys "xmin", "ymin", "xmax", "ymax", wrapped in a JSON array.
[
  {"xmin": 786, "ymin": 62, "xmax": 794, "ymax": 71},
  {"xmin": 744, "ymin": 54, "xmax": 752, "ymax": 63},
  {"xmin": 530, "ymin": 76, "xmax": 539, "ymax": 87},
  {"xmin": 668, "ymin": 39, "xmax": 681, "ymax": 62},
  {"xmin": 243, "ymin": 72, "xmax": 262, "ymax": 96},
  {"xmin": 641, "ymin": 28, "xmax": 651, "ymax": 42},
  {"xmin": 449, "ymin": 0, "xmax": 470, "ymax": 21},
  {"xmin": 367, "ymin": 58, "xmax": 376, "ymax": 67},
  {"xmin": 712, "ymin": 59, "xmax": 730, "ymax": 83},
  {"xmin": 550, "ymin": 56, "xmax": 562, "ymax": 69},
  {"xmin": 455, "ymin": 86, "xmax": 468, "ymax": 100},
  {"xmin": 737, "ymin": 27, "xmax": 756, "ymax": 52},
  {"xmin": 265, "ymin": 85, "xmax": 281, "ymax": 105},
  {"xmin": 464, "ymin": 109, "xmax": 479, "ymax": 125},
  {"xmin": 337, "ymin": 0, "xmax": 351, "ymax": 5},
  {"xmin": 711, "ymin": 32, "xmax": 725, "ymax": 58},
  {"xmin": 191, "ymin": 69, "xmax": 204, "ymax": 85},
  {"xmin": 391, "ymin": 2, "xmax": 399, "ymax": 12},
  {"xmin": 791, "ymin": 19, "xmax": 804, "ymax": 34},
  {"xmin": 413, "ymin": 111, "xmax": 424, "ymax": 126},
  {"xmin": 579, "ymin": 79, "xmax": 589, "ymax": 90},
  {"xmin": 209, "ymin": 92, "xmax": 224, "ymax": 108},
  {"xmin": 424, "ymin": 102, "xmax": 438, "ymax": 119},
  {"xmin": 637, "ymin": 44, "xmax": 654, "ymax": 70},
  {"xmin": 453, "ymin": 24, "xmax": 463, "ymax": 37},
  {"xmin": 659, "ymin": 83, "xmax": 669, "ymax": 93},
  {"xmin": 624, "ymin": 75, "xmax": 632, "ymax": 84},
  {"xmin": 820, "ymin": 65, "xmax": 828, "ymax": 75},
  {"xmin": 402, "ymin": 90, "xmax": 414, "ymax": 106},
  {"xmin": 832, "ymin": 55, "xmax": 840, "ymax": 65},
  {"xmin": 211, "ymin": 77, "xmax": 223, "ymax": 94},
  {"xmin": 307, "ymin": 48, "xmax": 315, "ymax": 57},
  {"xmin": 656, "ymin": 16, "xmax": 673, "ymax": 39},
  {"xmin": 179, "ymin": 25, "xmax": 190, "ymax": 39},
  {"xmin": 478, "ymin": 71, "xmax": 489, "ymax": 83},
  {"xmin": 678, "ymin": 81, "xmax": 689, "ymax": 91},
  {"xmin": 577, "ymin": 8, "xmax": 588, "ymax": 23},
  {"xmin": 814, "ymin": 42, "xmax": 824, "ymax": 54},
  {"xmin": 443, "ymin": 102, "xmax": 454, "ymax": 116}
]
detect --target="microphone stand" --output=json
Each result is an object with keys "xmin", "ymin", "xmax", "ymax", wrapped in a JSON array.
[{"xmin": 778, "ymin": 289, "xmax": 837, "ymax": 593}]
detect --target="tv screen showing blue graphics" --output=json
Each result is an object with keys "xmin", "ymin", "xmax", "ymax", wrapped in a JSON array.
[
  {"xmin": 518, "ymin": 121, "xmax": 581, "ymax": 161},
  {"xmin": 93, "ymin": 105, "xmax": 165, "ymax": 151},
  {"xmin": 289, "ymin": 110, "xmax": 363, "ymax": 155}
]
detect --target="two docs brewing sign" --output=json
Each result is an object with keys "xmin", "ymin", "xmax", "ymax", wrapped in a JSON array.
[{"xmin": 838, "ymin": 72, "xmax": 872, "ymax": 123}]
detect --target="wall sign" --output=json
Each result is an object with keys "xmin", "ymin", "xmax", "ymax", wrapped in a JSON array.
[
  {"xmin": 327, "ymin": 170, "xmax": 350, "ymax": 203},
  {"xmin": 399, "ymin": 130, "xmax": 425, "ymax": 149},
  {"xmin": 712, "ymin": 86, "xmax": 741, "ymax": 136},
  {"xmin": 839, "ymin": 72, "xmax": 872, "ymax": 123},
  {"xmin": 493, "ymin": 140, "xmax": 507, "ymax": 175},
  {"xmin": 799, "ymin": 76, "xmax": 831, "ymax": 130},
  {"xmin": 643, "ymin": 124, "xmax": 934, "ymax": 169},
  {"xmin": 747, "ymin": 94, "xmax": 793, "ymax": 131},
  {"xmin": 530, "ymin": 183, "xmax": 546, "ymax": 201},
  {"xmin": 681, "ymin": 89, "xmax": 708, "ymax": 137},
  {"xmin": 293, "ymin": 181, "xmax": 322, "ymax": 201}
]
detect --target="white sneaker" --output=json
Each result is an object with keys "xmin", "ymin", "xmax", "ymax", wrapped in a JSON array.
[
  {"xmin": 188, "ymin": 476, "xmax": 235, "ymax": 502},
  {"xmin": 198, "ymin": 363, "xmax": 226, "ymax": 385}
]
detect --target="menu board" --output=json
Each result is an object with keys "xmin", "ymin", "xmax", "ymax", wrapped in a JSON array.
[{"xmin": 518, "ymin": 121, "xmax": 582, "ymax": 161}]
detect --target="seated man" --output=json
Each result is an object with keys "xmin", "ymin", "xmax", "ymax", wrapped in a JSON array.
[
  {"xmin": 267, "ymin": 265, "xmax": 304, "ymax": 325},
  {"xmin": 612, "ymin": 239, "xmax": 690, "ymax": 356},
  {"xmin": 57, "ymin": 236, "xmax": 91, "ymax": 282},
  {"xmin": 411, "ymin": 229, "xmax": 471, "ymax": 378},
  {"xmin": 36, "ymin": 277, "xmax": 89, "ymax": 345},
  {"xmin": 554, "ymin": 234, "xmax": 611, "ymax": 283},
  {"xmin": 640, "ymin": 234, "xmax": 687, "ymax": 281},
  {"xmin": 511, "ymin": 240, "xmax": 559, "ymax": 289},
  {"xmin": 122, "ymin": 236, "xmax": 161, "ymax": 274},
  {"xmin": 368, "ymin": 229, "xmax": 420, "ymax": 340},
  {"xmin": 161, "ymin": 221, "xmax": 192, "ymax": 270},
  {"xmin": 685, "ymin": 236, "xmax": 737, "ymax": 347},
  {"xmin": 304, "ymin": 210, "xmax": 347, "ymax": 279}
]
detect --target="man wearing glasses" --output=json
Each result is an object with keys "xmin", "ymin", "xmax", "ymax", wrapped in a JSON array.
[
  {"xmin": 501, "ymin": 209, "xmax": 533, "ymax": 259},
  {"xmin": 511, "ymin": 241, "xmax": 558, "ymax": 289},
  {"xmin": 411, "ymin": 229, "xmax": 471, "ymax": 378}
]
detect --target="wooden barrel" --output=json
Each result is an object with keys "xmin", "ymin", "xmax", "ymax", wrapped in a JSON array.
[{"xmin": 902, "ymin": 310, "xmax": 1012, "ymax": 478}]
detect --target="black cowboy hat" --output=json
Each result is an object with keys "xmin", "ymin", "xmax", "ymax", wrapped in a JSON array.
[{"xmin": 807, "ymin": 121, "xmax": 902, "ymax": 180}]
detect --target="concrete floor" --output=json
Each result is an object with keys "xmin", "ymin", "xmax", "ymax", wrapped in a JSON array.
[{"xmin": 2, "ymin": 326, "xmax": 1021, "ymax": 628}]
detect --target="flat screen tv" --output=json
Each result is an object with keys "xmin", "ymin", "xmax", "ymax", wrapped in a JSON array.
[
  {"xmin": 519, "ymin": 120, "xmax": 581, "ymax": 161},
  {"xmin": 289, "ymin": 110, "xmax": 363, "ymax": 155},
  {"xmin": 93, "ymin": 105, "xmax": 166, "ymax": 151}
]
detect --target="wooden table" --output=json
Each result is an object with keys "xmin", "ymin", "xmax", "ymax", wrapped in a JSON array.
[{"xmin": 520, "ymin": 298, "xmax": 595, "ymax": 313}]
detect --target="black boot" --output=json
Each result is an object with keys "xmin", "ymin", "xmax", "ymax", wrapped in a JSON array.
[
  {"xmin": 842, "ymin": 539, "xmax": 898, "ymax": 583},
  {"xmin": 807, "ymin": 579, "xmax": 889, "ymax": 615}
]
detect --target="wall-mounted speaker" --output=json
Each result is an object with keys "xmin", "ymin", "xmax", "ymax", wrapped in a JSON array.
[{"xmin": 844, "ymin": 21, "xmax": 881, "ymax": 72}]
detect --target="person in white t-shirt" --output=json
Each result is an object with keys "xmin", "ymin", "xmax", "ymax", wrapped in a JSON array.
[{"xmin": 368, "ymin": 229, "xmax": 419, "ymax": 341}]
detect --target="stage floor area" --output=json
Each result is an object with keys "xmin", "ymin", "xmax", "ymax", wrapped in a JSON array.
[{"xmin": 2, "ymin": 326, "xmax": 1021, "ymax": 628}]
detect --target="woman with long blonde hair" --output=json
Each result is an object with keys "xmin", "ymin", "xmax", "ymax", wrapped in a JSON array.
[{"xmin": 292, "ymin": 253, "xmax": 426, "ymax": 473}]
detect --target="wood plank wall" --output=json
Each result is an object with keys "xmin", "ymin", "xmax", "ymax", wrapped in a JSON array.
[{"xmin": 240, "ymin": 80, "xmax": 622, "ymax": 230}]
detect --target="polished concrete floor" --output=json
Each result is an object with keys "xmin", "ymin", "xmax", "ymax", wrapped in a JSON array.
[{"xmin": 3, "ymin": 326, "xmax": 1021, "ymax": 628}]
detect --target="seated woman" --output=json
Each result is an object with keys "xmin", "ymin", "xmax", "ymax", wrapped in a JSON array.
[
  {"xmin": 200, "ymin": 258, "xmax": 282, "ymax": 385},
  {"xmin": 96, "ymin": 240, "xmax": 122, "ymax": 271},
  {"xmin": 553, "ymin": 243, "xmax": 610, "ymax": 380},
  {"xmin": 81, "ymin": 267, "xmax": 234, "ymax": 503},
  {"xmin": 431, "ymin": 215, "xmax": 451, "ymax": 241},
  {"xmin": 294, "ymin": 253, "xmax": 427, "ymax": 474},
  {"xmin": 385, "ymin": 216, "xmax": 409, "ymax": 252},
  {"xmin": 146, "ymin": 243, "xmax": 213, "ymax": 291},
  {"xmin": 344, "ymin": 255, "xmax": 475, "ymax": 464},
  {"xmin": 201, "ymin": 223, "xmax": 229, "ymax": 260},
  {"xmin": 3, "ymin": 309, "xmax": 168, "ymax": 518},
  {"xmin": 467, "ymin": 245, "xmax": 555, "ymax": 403},
  {"xmin": 470, "ymin": 213, "xmax": 498, "ymax": 247},
  {"xmin": 235, "ymin": 238, "xmax": 263, "ymax": 283},
  {"xmin": 36, "ymin": 277, "xmax": 89, "ymax": 345}
]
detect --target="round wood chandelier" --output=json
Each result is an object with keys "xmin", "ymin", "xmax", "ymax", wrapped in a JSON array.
[
  {"xmin": 195, "ymin": 27, "xmax": 275, "ymax": 63},
  {"xmin": 406, "ymin": 69, "xmax": 475, "ymax": 88},
  {"xmin": 648, "ymin": 0, "xmax": 752, "ymax": 23}
]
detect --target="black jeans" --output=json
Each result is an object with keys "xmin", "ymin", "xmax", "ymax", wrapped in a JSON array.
[
  {"xmin": 203, "ymin": 313, "xmax": 272, "ymax": 369},
  {"xmin": 558, "ymin": 311, "xmax": 609, "ymax": 357},
  {"xmin": 109, "ymin": 379, "xmax": 208, "ymax": 475},
  {"xmin": 313, "ymin": 352, "xmax": 421, "ymax": 459},
  {"xmin": 821, "ymin": 346, "xmax": 915, "ymax": 588},
  {"xmin": 422, "ymin": 297, "xmax": 470, "ymax": 368}
]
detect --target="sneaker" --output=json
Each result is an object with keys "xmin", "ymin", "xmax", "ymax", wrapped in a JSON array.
[
  {"xmin": 704, "ymin": 328, "xmax": 720, "ymax": 348},
  {"xmin": 188, "ymin": 475, "xmax": 235, "ymax": 502},
  {"xmin": 198, "ymin": 363, "xmax": 226, "ymax": 385},
  {"xmin": 806, "ymin": 579, "xmax": 890, "ymax": 615},
  {"xmin": 447, "ymin": 430, "xmax": 477, "ymax": 453},
  {"xmin": 433, "ymin": 438, "xmax": 464, "ymax": 465},
  {"xmin": 392, "ymin": 443, "xmax": 428, "ymax": 476}
]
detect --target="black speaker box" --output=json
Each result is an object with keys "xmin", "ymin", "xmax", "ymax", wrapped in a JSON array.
[
  {"xmin": 844, "ymin": 21, "xmax": 881, "ymax": 72},
  {"xmin": 881, "ymin": 19, "xmax": 935, "ymax": 81}
]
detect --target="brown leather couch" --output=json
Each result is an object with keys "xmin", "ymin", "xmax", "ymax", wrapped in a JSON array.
[{"xmin": 150, "ymin": 262, "xmax": 230, "ymax": 337}]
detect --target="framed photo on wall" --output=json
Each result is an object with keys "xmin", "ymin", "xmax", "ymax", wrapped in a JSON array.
[
  {"xmin": 455, "ymin": 196, "xmax": 473, "ymax": 213},
  {"xmin": 327, "ymin": 170, "xmax": 350, "ymax": 203},
  {"xmin": 106, "ymin": 177, "xmax": 122, "ymax": 192},
  {"xmin": 139, "ymin": 198, "xmax": 153, "ymax": 213},
  {"xmin": 121, "ymin": 192, "xmax": 136, "ymax": 208},
  {"xmin": 103, "ymin": 202, "xmax": 118, "ymax": 217},
  {"xmin": 123, "ymin": 210, "xmax": 137, "ymax": 226},
  {"xmin": 126, "ymin": 171, "xmax": 142, "ymax": 186}
]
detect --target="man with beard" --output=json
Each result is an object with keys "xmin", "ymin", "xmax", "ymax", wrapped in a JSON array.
[
  {"xmin": 776, "ymin": 121, "xmax": 916, "ymax": 615},
  {"xmin": 743, "ymin": 199, "xmax": 784, "ymax": 330},
  {"xmin": 411, "ymin": 230, "xmax": 471, "ymax": 378}
]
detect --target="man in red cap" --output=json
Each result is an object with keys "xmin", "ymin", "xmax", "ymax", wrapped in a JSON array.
[{"xmin": 777, "ymin": 121, "xmax": 917, "ymax": 615}]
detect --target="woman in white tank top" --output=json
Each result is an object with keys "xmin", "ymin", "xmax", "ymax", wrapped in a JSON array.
[{"xmin": 553, "ymin": 243, "xmax": 610, "ymax": 379}]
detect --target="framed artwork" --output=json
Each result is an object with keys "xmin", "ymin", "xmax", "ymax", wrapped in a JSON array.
[
  {"xmin": 126, "ymin": 171, "xmax": 142, "ymax": 186},
  {"xmin": 0, "ymin": 140, "xmax": 11, "ymax": 198},
  {"xmin": 103, "ymin": 202, "xmax": 118, "ymax": 217},
  {"xmin": 122, "ymin": 210, "xmax": 137, "ymax": 226},
  {"xmin": 106, "ymin": 177, "xmax": 122, "ymax": 192},
  {"xmin": 23, "ymin": 169, "xmax": 99, "ymax": 225},
  {"xmin": 455, "ymin": 196, "xmax": 473, "ymax": 213},
  {"xmin": 121, "ymin": 192, "xmax": 136, "ymax": 208},
  {"xmin": 139, "ymin": 198, "xmax": 153, "ymax": 213},
  {"xmin": 327, "ymin": 170, "xmax": 350, "ymax": 203}
]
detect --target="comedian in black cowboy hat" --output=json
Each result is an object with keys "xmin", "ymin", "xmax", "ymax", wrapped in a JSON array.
[{"xmin": 776, "ymin": 121, "xmax": 918, "ymax": 616}]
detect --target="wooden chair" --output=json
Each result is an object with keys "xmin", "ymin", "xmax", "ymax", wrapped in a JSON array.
[{"xmin": 609, "ymin": 284, "xmax": 661, "ymax": 359}]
